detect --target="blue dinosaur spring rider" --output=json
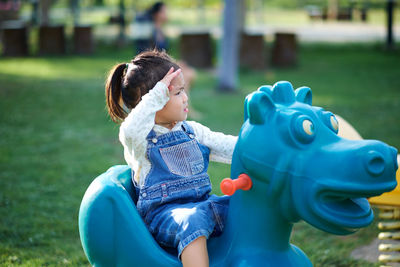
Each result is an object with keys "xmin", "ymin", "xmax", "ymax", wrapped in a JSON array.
[{"xmin": 79, "ymin": 81, "xmax": 398, "ymax": 266}]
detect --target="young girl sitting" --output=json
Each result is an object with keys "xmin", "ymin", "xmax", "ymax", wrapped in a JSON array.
[{"xmin": 105, "ymin": 50, "xmax": 237, "ymax": 267}]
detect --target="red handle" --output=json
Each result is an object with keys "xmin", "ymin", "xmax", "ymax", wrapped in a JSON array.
[{"xmin": 220, "ymin": 174, "xmax": 252, "ymax": 196}]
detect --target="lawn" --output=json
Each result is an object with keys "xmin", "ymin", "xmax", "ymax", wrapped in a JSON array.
[{"xmin": 0, "ymin": 43, "xmax": 399, "ymax": 266}]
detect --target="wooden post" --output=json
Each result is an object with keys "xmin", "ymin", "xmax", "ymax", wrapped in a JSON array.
[
  {"xmin": 180, "ymin": 32, "xmax": 213, "ymax": 68},
  {"xmin": 271, "ymin": 33, "xmax": 297, "ymax": 67},
  {"xmin": 74, "ymin": 25, "xmax": 94, "ymax": 54},
  {"xmin": 1, "ymin": 21, "xmax": 28, "ymax": 56},
  {"xmin": 240, "ymin": 32, "xmax": 266, "ymax": 70},
  {"xmin": 39, "ymin": 25, "xmax": 66, "ymax": 55}
]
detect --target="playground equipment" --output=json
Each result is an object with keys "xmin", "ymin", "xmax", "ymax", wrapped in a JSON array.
[
  {"xmin": 359, "ymin": 135, "xmax": 400, "ymax": 266},
  {"xmin": 79, "ymin": 81, "xmax": 398, "ymax": 266},
  {"xmin": 334, "ymin": 113, "xmax": 400, "ymax": 266}
]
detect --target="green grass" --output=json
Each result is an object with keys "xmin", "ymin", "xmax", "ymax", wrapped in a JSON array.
[{"xmin": 1, "ymin": 43, "xmax": 399, "ymax": 266}]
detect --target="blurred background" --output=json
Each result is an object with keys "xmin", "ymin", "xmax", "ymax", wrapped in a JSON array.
[{"xmin": 0, "ymin": 0, "xmax": 399, "ymax": 266}]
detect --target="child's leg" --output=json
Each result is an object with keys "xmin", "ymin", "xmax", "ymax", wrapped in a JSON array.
[{"xmin": 181, "ymin": 236, "xmax": 209, "ymax": 267}]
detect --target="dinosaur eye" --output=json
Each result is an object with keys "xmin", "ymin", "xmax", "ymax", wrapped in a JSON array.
[
  {"xmin": 303, "ymin": 119, "xmax": 314, "ymax": 135},
  {"xmin": 292, "ymin": 115, "xmax": 315, "ymax": 144},
  {"xmin": 323, "ymin": 112, "xmax": 339, "ymax": 134},
  {"xmin": 330, "ymin": 115, "xmax": 339, "ymax": 133}
]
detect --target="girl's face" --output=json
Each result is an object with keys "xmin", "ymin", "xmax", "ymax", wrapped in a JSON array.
[{"xmin": 155, "ymin": 72, "xmax": 188, "ymax": 128}]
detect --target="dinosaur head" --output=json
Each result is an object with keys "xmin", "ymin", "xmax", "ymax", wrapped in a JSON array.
[{"xmin": 233, "ymin": 81, "xmax": 398, "ymax": 235}]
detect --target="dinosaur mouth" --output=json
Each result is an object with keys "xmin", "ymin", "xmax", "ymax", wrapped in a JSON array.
[
  {"xmin": 314, "ymin": 184, "xmax": 396, "ymax": 230},
  {"xmin": 318, "ymin": 194, "xmax": 372, "ymax": 228}
]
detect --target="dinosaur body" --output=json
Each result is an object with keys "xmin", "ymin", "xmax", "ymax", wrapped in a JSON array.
[
  {"xmin": 79, "ymin": 81, "xmax": 398, "ymax": 267},
  {"xmin": 207, "ymin": 81, "xmax": 398, "ymax": 266}
]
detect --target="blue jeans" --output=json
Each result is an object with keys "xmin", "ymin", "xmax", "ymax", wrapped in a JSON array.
[{"xmin": 136, "ymin": 122, "xmax": 230, "ymax": 258}]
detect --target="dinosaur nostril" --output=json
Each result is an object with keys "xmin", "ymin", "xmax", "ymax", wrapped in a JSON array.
[{"xmin": 365, "ymin": 151, "xmax": 385, "ymax": 176}]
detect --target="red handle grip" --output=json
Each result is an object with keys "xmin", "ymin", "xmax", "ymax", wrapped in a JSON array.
[{"xmin": 220, "ymin": 174, "xmax": 252, "ymax": 196}]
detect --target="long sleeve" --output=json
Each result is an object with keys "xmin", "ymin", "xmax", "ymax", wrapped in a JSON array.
[
  {"xmin": 186, "ymin": 121, "xmax": 238, "ymax": 164},
  {"xmin": 119, "ymin": 82, "xmax": 169, "ymax": 171}
]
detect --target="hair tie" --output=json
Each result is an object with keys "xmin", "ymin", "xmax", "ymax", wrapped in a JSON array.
[{"xmin": 124, "ymin": 63, "xmax": 130, "ymax": 76}]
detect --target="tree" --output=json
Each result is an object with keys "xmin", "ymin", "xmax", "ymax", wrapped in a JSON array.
[
  {"xmin": 217, "ymin": 0, "xmax": 242, "ymax": 92},
  {"xmin": 70, "ymin": 0, "xmax": 79, "ymax": 25},
  {"xmin": 117, "ymin": 0, "xmax": 126, "ymax": 46},
  {"xmin": 39, "ymin": 0, "xmax": 52, "ymax": 25}
]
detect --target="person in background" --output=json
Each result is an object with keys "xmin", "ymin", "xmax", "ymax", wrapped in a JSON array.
[
  {"xmin": 148, "ymin": 1, "xmax": 168, "ymax": 52},
  {"xmin": 132, "ymin": 2, "xmax": 199, "ymax": 118},
  {"xmin": 133, "ymin": 2, "xmax": 167, "ymax": 54}
]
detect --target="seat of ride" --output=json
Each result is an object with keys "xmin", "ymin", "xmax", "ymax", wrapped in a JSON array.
[{"xmin": 79, "ymin": 165, "xmax": 182, "ymax": 266}]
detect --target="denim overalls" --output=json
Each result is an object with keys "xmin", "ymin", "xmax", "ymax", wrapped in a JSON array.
[{"xmin": 135, "ymin": 121, "xmax": 230, "ymax": 258}]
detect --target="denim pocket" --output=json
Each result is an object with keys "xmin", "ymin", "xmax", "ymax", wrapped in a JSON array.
[{"xmin": 159, "ymin": 140, "xmax": 204, "ymax": 176}]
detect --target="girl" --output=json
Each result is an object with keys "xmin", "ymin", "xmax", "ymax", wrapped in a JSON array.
[{"xmin": 105, "ymin": 50, "xmax": 237, "ymax": 267}]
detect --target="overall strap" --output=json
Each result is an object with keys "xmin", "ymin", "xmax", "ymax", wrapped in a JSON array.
[
  {"xmin": 145, "ymin": 121, "xmax": 194, "ymax": 142},
  {"xmin": 181, "ymin": 121, "xmax": 195, "ymax": 136},
  {"xmin": 146, "ymin": 129, "xmax": 157, "ymax": 141}
]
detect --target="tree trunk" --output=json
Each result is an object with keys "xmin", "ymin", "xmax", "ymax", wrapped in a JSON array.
[
  {"xmin": 70, "ymin": 0, "xmax": 80, "ymax": 25},
  {"xmin": 39, "ymin": 0, "xmax": 52, "ymax": 25},
  {"xmin": 327, "ymin": 0, "xmax": 338, "ymax": 20},
  {"xmin": 117, "ymin": 0, "xmax": 126, "ymax": 46},
  {"xmin": 217, "ymin": 0, "xmax": 241, "ymax": 92},
  {"xmin": 238, "ymin": 0, "xmax": 246, "ymax": 32}
]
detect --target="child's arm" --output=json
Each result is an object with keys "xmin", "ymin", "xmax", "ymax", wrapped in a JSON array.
[
  {"xmin": 119, "ymin": 68, "xmax": 181, "ymax": 161},
  {"xmin": 187, "ymin": 121, "xmax": 238, "ymax": 164},
  {"xmin": 119, "ymin": 82, "xmax": 169, "ymax": 158}
]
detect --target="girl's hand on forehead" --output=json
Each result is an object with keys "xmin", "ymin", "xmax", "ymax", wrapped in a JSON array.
[{"xmin": 160, "ymin": 67, "xmax": 182, "ymax": 92}]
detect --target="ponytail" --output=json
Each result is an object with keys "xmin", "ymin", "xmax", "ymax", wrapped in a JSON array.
[
  {"xmin": 105, "ymin": 63, "xmax": 128, "ymax": 123},
  {"xmin": 105, "ymin": 50, "xmax": 180, "ymax": 124}
]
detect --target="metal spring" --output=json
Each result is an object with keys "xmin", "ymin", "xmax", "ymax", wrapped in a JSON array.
[{"xmin": 378, "ymin": 206, "xmax": 400, "ymax": 266}]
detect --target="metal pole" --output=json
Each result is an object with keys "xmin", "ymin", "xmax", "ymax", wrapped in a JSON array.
[
  {"xmin": 70, "ymin": 0, "xmax": 79, "ymax": 26},
  {"xmin": 386, "ymin": 0, "xmax": 395, "ymax": 49},
  {"xmin": 31, "ymin": 0, "xmax": 39, "ymax": 26},
  {"xmin": 117, "ymin": 0, "xmax": 126, "ymax": 45}
]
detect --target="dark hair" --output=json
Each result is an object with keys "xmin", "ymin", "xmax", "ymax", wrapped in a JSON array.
[
  {"xmin": 148, "ymin": 2, "xmax": 165, "ymax": 19},
  {"xmin": 105, "ymin": 50, "xmax": 179, "ymax": 123}
]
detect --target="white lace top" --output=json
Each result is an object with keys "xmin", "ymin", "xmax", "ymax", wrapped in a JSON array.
[{"xmin": 119, "ymin": 82, "xmax": 238, "ymax": 187}]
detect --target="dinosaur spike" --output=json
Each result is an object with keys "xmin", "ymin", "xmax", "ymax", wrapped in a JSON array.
[
  {"xmin": 295, "ymin": 86, "xmax": 312, "ymax": 105},
  {"xmin": 245, "ymin": 86, "xmax": 273, "ymax": 123},
  {"xmin": 272, "ymin": 81, "xmax": 295, "ymax": 105},
  {"xmin": 257, "ymin": 85, "xmax": 273, "ymax": 94},
  {"xmin": 246, "ymin": 91, "xmax": 275, "ymax": 125}
]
